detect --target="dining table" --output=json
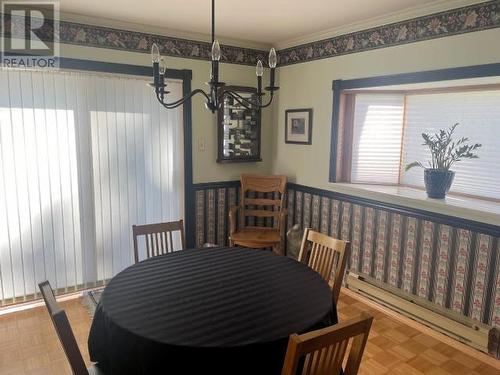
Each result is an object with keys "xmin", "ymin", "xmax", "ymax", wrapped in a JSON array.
[{"xmin": 88, "ymin": 246, "xmax": 337, "ymax": 375}]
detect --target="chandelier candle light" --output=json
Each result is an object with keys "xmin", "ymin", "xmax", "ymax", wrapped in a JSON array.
[{"xmin": 150, "ymin": 0, "xmax": 278, "ymax": 112}]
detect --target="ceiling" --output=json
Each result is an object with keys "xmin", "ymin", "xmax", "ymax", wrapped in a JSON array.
[{"xmin": 59, "ymin": 0, "xmax": 478, "ymax": 48}]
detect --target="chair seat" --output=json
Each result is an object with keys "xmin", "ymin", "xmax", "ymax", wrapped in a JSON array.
[{"xmin": 230, "ymin": 228, "xmax": 281, "ymax": 247}]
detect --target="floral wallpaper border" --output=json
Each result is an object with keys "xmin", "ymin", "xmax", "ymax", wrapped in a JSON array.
[
  {"xmin": 1, "ymin": 1, "xmax": 499, "ymax": 66},
  {"xmin": 1, "ymin": 14, "xmax": 267, "ymax": 66},
  {"xmin": 277, "ymin": 0, "xmax": 500, "ymax": 66},
  {"xmin": 58, "ymin": 20, "xmax": 269, "ymax": 66}
]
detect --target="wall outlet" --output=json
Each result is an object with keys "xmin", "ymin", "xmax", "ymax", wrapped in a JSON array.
[{"xmin": 197, "ymin": 137, "xmax": 206, "ymax": 152}]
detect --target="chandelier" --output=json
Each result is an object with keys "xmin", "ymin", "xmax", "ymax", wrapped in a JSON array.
[{"xmin": 150, "ymin": 0, "xmax": 278, "ymax": 112}]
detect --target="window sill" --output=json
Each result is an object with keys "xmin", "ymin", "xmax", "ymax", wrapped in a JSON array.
[{"xmin": 330, "ymin": 183, "xmax": 500, "ymax": 228}]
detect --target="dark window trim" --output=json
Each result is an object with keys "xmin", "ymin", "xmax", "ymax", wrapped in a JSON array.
[
  {"xmin": 329, "ymin": 62, "xmax": 500, "ymax": 182},
  {"xmin": 60, "ymin": 57, "xmax": 192, "ymax": 80},
  {"xmin": 1, "ymin": 54, "xmax": 192, "ymax": 80},
  {"xmin": 2, "ymin": 56, "xmax": 196, "ymax": 248}
]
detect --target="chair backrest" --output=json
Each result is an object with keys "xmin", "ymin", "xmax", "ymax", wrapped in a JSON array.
[
  {"xmin": 239, "ymin": 174, "xmax": 287, "ymax": 229},
  {"xmin": 38, "ymin": 281, "xmax": 89, "ymax": 375},
  {"xmin": 133, "ymin": 220, "xmax": 186, "ymax": 263},
  {"xmin": 298, "ymin": 228, "xmax": 350, "ymax": 304},
  {"xmin": 281, "ymin": 313, "xmax": 373, "ymax": 375}
]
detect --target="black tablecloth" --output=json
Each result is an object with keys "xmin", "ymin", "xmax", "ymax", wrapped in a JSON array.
[{"xmin": 88, "ymin": 247, "xmax": 337, "ymax": 375}]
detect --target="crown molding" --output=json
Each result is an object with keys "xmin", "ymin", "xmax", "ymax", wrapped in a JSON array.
[
  {"xmin": 277, "ymin": 0, "xmax": 500, "ymax": 66},
  {"xmin": 2, "ymin": 1, "xmax": 496, "ymax": 67},
  {"xmin": 1, "ymin": 11, "xmax": 268, "ymax": 66},
  {"xmin": 275, "ymin": 0, "xmax": 487, "ymax": 50}
]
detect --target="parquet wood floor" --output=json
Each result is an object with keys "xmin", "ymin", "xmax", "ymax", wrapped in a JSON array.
[{"xmin": 0, "ymin": 289, "xmax": 498, "ymax": 374}]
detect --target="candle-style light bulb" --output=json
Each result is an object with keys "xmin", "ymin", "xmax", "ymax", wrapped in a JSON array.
[
  {"xmin": 151, "ymin": 43, "xmax": 160, "ymax": 63},
  {"xmin": 268, "ymin": 47, "xmax": 277, "ymax": 68},
  {"xmin": 256, "ymin": 60, "xmax": 263, "ymax": 77},
  {"xmin": 159, "ymin": 57, "xmax": 166, "ymax": 75},
  {"xmin": 211, "ymin": 40, "xmax": 221, "ymax": 61}
]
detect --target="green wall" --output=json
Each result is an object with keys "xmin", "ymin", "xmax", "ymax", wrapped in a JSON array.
[
  {"xmin": 271, "ymin": 29, "xmax": 500, "ymax": 188},
  {"xmin": 59, "ymin": 43, "xmax": 274, "ymax": 184}
]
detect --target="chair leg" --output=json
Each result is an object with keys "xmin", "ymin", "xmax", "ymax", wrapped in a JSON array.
[{"xmin": 273, "ymin": 243, "xmax": 283, "ymax": 256}]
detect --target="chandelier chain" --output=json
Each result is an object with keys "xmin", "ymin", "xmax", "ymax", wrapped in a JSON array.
[{"xmin": 150, "ymin": 0, "xmax": 278, "ymax": 112}]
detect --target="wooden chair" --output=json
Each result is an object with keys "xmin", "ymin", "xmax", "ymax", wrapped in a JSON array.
[
  {"xmin": 38, "ymin": 281, "xmax": 104, "ymax": 375},
  {"xmin": 229, "ymin": 174, "xmax": 287, "ymax": 255},
  {"xmin": 298, "ymin": 228, "xmax": 350, "ymax": 304},
  {"xmin": 281, "ymin": 313, "xmax": 373, "ymax": 375},
  {"xmin": 132, "ymin": 220, "xmax": 185, "ymax": 263}
]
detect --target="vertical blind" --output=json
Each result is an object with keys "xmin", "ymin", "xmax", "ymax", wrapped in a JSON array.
[
  {"xmin": 351, "ymin": 94, "xmax": 405, "ymax": 184},
  {"xmin": 350, "ymin": 89, "xmax": 500, "ymax": 200},
  {"xmin": 0, "ymin": 69, "xmax": 184, "ymax": 303},
  {"xmin": 401, "ymin": 90, "xmax": 500, "ymax": 199}
]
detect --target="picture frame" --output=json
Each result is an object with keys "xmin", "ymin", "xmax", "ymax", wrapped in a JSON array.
[{"xmin": 285, "ymin": 108, "xmax": 313, "ymax": 144}]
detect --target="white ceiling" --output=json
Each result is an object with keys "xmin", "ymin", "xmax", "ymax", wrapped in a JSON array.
[{"xmin": 59, "ymin": 0, "xmax": 481, "ymax": 48}]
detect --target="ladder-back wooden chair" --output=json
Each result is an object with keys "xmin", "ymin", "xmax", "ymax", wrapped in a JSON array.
[
  {"xmin": 298, "ymin": 228, "xmax": 350, "ymax": 304},
  {"xmin": 229, "ymin": 174, "xmax": 287, "ymax": 255},
  {"xmin": 38, "ymin": 281, "xmax": 105, "ymax": 375},
  {"xmin": 281, "ymin": 313, "xmax": 373, "ymax": 375},
  {"xmin": 133, "ymin": 220, "xmax": 186, "ymax": 263}
]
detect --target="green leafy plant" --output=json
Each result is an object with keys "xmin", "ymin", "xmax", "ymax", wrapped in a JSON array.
[{"xmin": 405, "ymin": 123, "xmax": 481, "ymax": 171}]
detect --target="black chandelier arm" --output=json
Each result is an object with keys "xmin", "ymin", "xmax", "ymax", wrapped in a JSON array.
[
  {"xmin": 156, "ymin": 88, "xmax": 211, "ymax": 109},
  {"xmin": 258, "ymin": 91, "xmax": 275, "ymax": 109},
  {"xmin": 223, "ymin": 88, "xmax": 258, "ymax": 103},
  {"xmin": 220, "ymin": 89, "xmax": 264, "ymax": 108},
  {"xmin": 216, "ymin": 89, "xmax": 245, "ymax": 108},
  {"xmin": 221, "ymin": 90, "xmax": 260, "ymax": 110},
  {"xmin": 150, "ymin": 0, "xmax": 278, "ymax": 112},
  {"xmin": 156, "ymin": 91, "xmax": 189, "ymax": 109},
  {"xmin": 222, "ymin": 89, "xmax": 275, "ymax": 109}
]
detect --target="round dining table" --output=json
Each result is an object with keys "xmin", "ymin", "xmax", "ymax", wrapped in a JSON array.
[{"xmin": 88, "ymin": 246, "xmax": 337, "ymax": 375}]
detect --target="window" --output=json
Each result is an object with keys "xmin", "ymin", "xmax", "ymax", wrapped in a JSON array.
[
  {"xmin": 351, "ymin": 94, "xmax": 404, "ymax": 184},
  {"xmin": 339, "ymin": 87, "xmax": 500, "ymax": 200},
  {"xmin": 0, "ymin": 68, "xmax": 184, "ymax": 303}
]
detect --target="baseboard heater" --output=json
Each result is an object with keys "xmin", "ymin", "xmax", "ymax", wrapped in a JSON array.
[{"xmin": 346, "ymin": 272, "xmax": 497, "ymax": 357}]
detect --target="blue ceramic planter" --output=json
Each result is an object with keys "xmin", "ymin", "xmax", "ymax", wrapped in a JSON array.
[{"xmin": 424, "ymin": 169, "xmax": 455, "ymax": 199}]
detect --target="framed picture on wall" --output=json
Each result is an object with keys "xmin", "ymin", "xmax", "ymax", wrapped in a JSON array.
[{"xmin": 285, "ymin": 108, "xmax": 313, "ymax": 144}]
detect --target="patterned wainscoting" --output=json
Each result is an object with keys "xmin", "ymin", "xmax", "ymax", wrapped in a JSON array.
[
  {"xmin": 193, "ymin": 181, "xmax": 279, "ymax": 248},
  {"xmin": 194, "ymin": 181, "xmax": 240, "ymax": 248},
  {"xmin": 193, "ymin": 180, "xmax": 500, "ymax": 330},
  {"xmin": 285, "ymin": 183, "xmax": 500, "ymax": 330}
]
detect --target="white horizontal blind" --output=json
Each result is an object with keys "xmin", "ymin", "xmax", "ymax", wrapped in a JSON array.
[
  {"xmin": 0, "ymin": 69, "xmax": 183, "ymax": 303},
  {"xmin": 351, "ymin": 94, "xmax": 405, "ymax": 184},
  {"xmin": 402, "ymin": 91, "xmax": 500, "ymax": 199}
]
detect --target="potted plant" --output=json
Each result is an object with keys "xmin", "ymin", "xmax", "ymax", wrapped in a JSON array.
[{"xmin": 405, "ymin": 123, "xmax": 481, "ymax": 199}]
